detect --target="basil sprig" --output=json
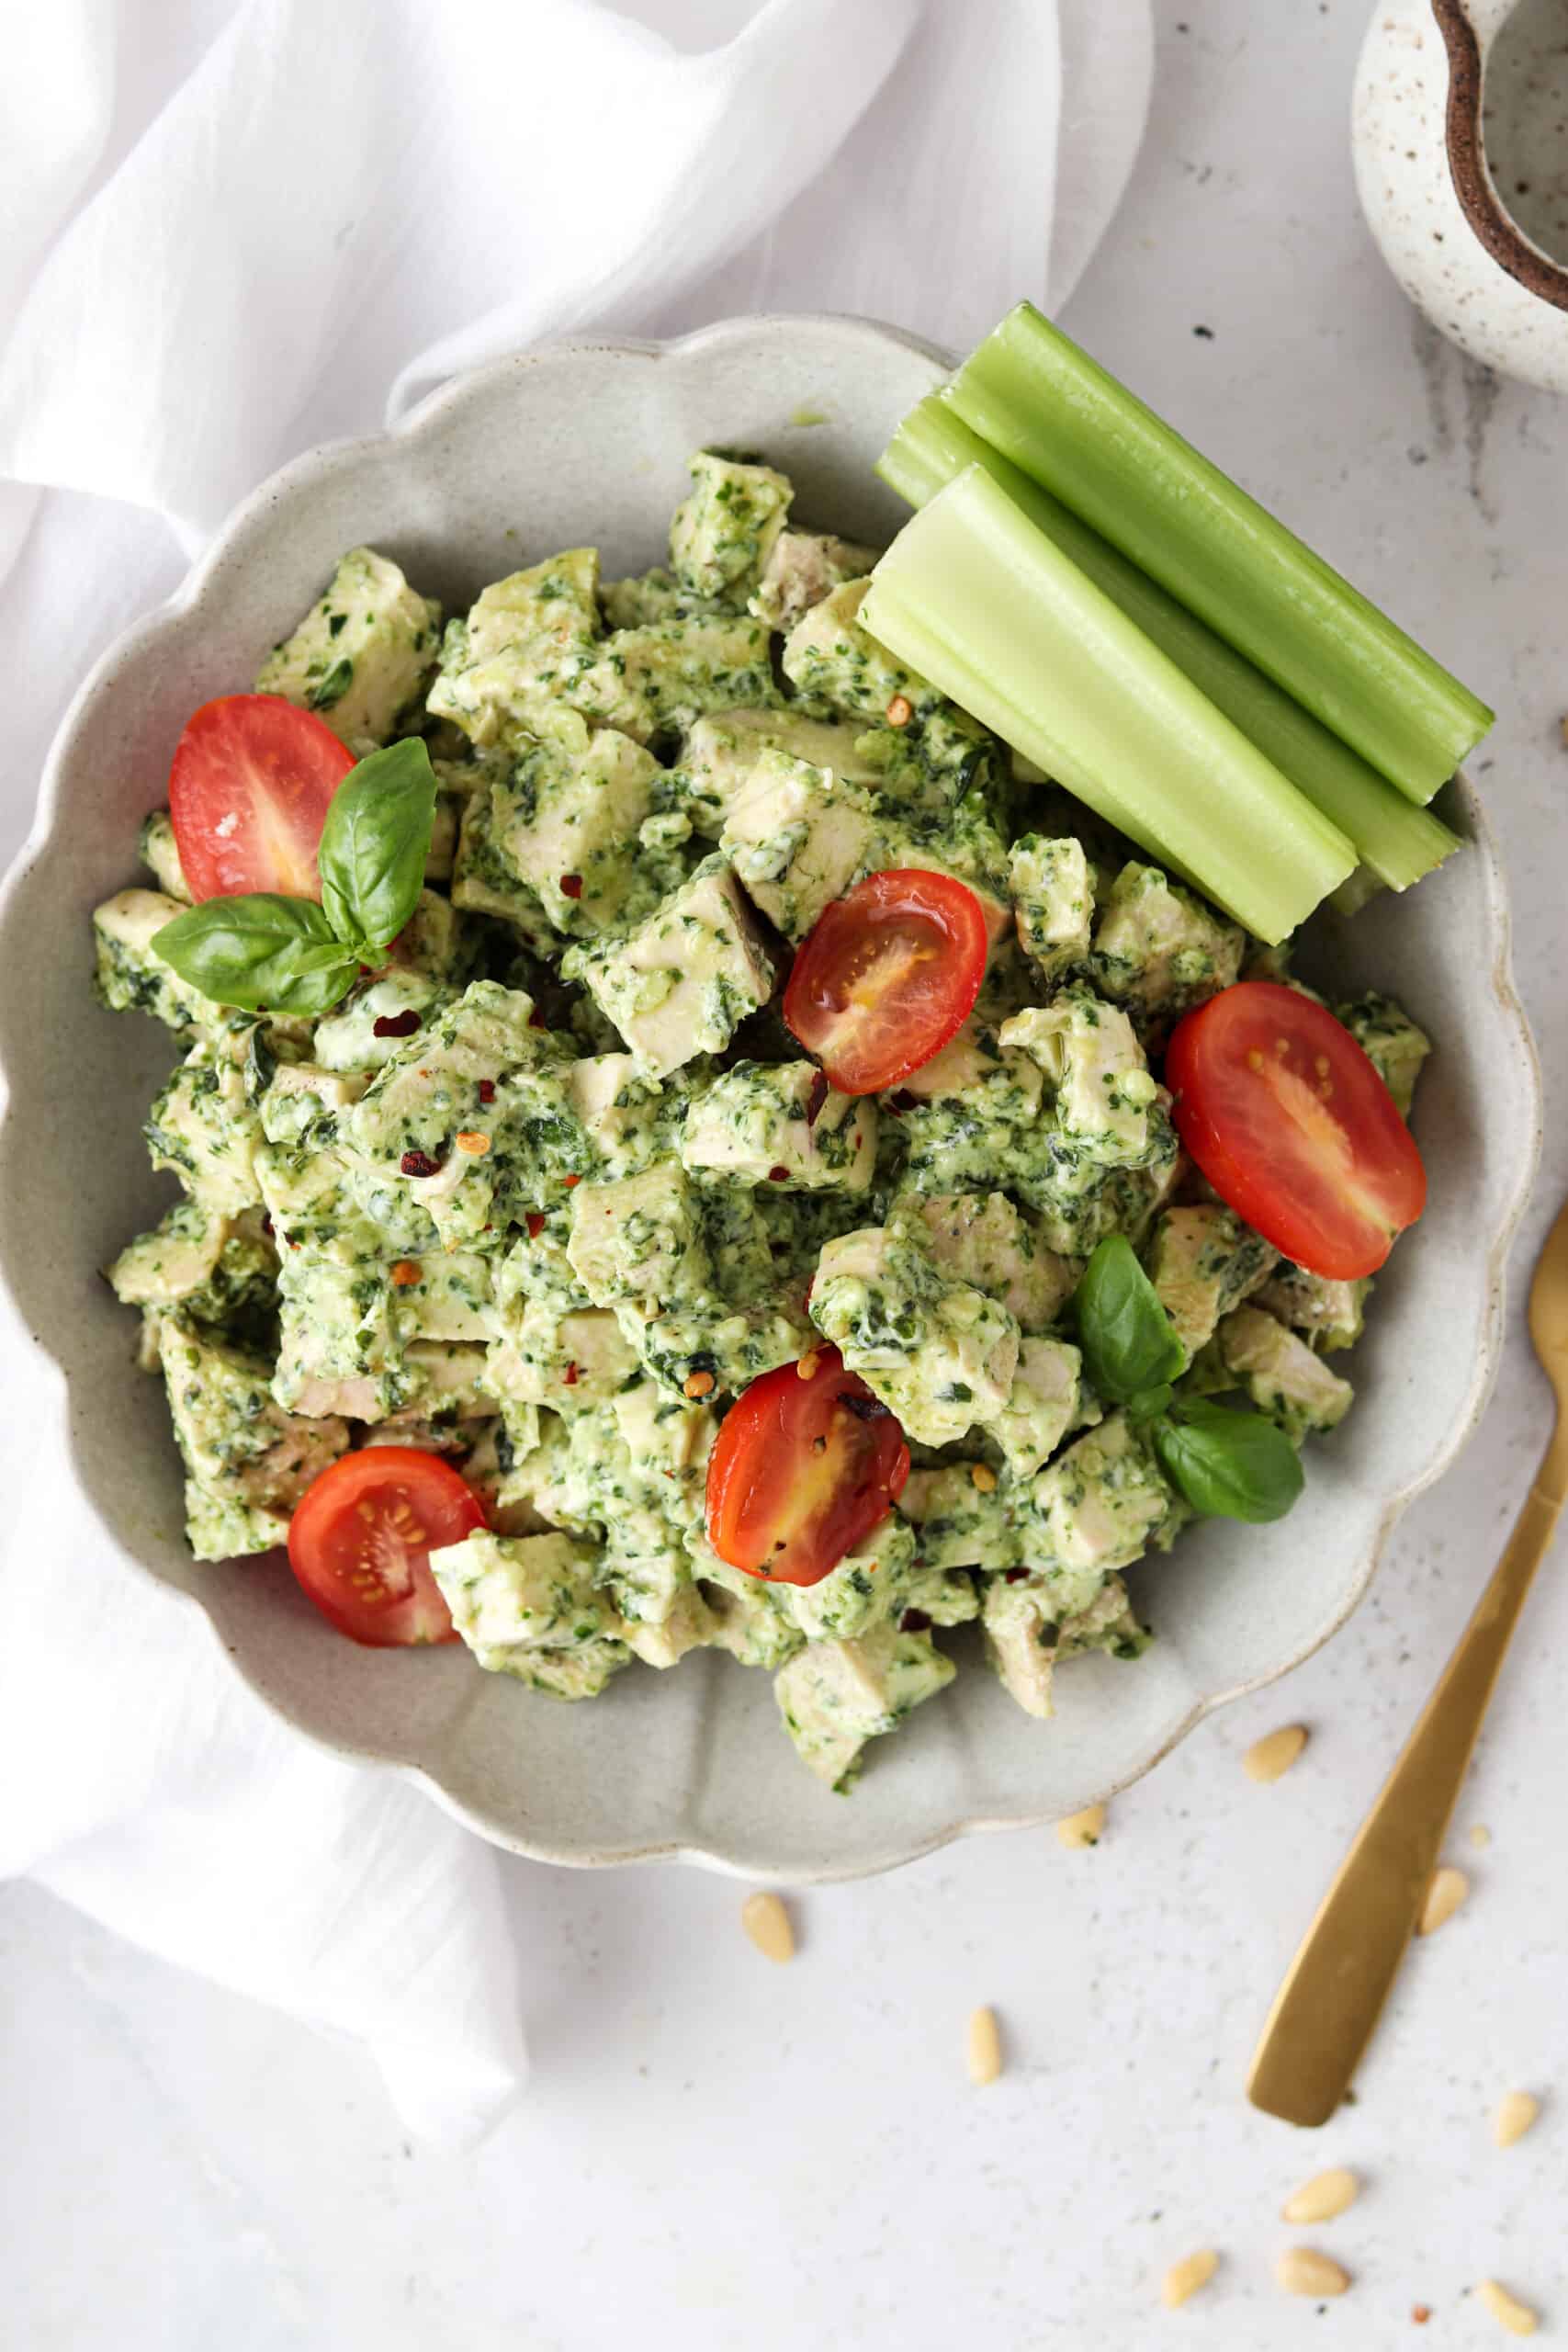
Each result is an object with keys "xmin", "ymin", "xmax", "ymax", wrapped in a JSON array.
[
  {"xmin": 1070, "ymin": 1234, "xmax": 1303, "ymax": 1526},
  {"xmin": 1151, "ymin": 1398, "xmax": 1304, "ymax": 1525},
  {"xmin": 1072, "ymin": 1233, "xmax": 1185, "ymax": 1404},
  {"xmin": 152, "ymin": 739, "xmax": 437, "ymax": 1017}
]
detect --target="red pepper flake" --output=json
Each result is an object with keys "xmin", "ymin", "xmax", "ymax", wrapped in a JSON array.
[
  {"xmin": 563, "ymin": 1172, "xmax": 581, "ymax": 1188},
  {"xmin": 261, "ymin": 1216, "xmax": 276, "ymax": 1238},
  {"xmin": 373, "ymin": 1009, "xmax": 421, "ymax": 1039},
  {"xmin": 563, "ymin": 1362, "xmax": 580, "ymax": 1386},
  {"xmin": 528, "ymin": 1007, "xmax": 547, "ymax": 1030},
  {"xmin": 1411, "ymin": 2310, "xmax": 1431, "ymax": 2327},
  {"xmin": 886, "ymin": 693, "xmax": 914, "ymax": 729},
  {"xmin": 400, "ymin": 1148, "xmax": 443, "ymax": 1178},
  {"xmin": 525, "ymin": 1212, "xmax": 547, "ymax": 1238},
  {"xmin": 1004, "ymin": 1566, "xmax": 1030, "ymax": 1583},
  {"xmin": 900, "ymin": 1608, "xmax": 931, "ymax": 1634},
  {"xmin": 768, "ymin": 1164, "xmax": 789, "ymax": 1182},
  {"xmin": 478, "ymin": 1078, "xmax": 496, "ymax": 1104},
  {"xmin": 805, "ymin": 1070, "xmax": 829, "ymax": 1128},
  {"xmin": 559, "ymin": 874, "xmax": 583, "ymax": 900}
]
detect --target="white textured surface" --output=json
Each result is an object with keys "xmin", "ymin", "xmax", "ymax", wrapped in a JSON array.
[{"xmin": 3, "ymin": 2, "xmax": 1566, "ymax": 2343}]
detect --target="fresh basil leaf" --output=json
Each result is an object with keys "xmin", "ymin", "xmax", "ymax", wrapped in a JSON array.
[
  {"xmin": 316, "ymin": 738, "xmax": 436, "ymax": 955},
  {"xmin": 1071, "ymin": 1234, "xmax": 1186, "ymax": 1404},
  {"xmin": 1151, "ymin": 1399, "xmax": 1304, "ymax": 1524},
  {"xmin": 152, "ymin": 896, "xmax": 359, "ymax": 1017},
  {"xmin": 1124, "ymin": 1382, "xmax": 1174, "ymax": 1426}
]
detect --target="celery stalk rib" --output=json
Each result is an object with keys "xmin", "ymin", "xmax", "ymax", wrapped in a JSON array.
[
  {"xmin": 859, "ymin": 466, "xmax": 1355, "ymax": 944},
  {"xmin": 877, "ymin": 399, "xmax": 1460, "ymax": 893},
  {"xmin": 941, "ymin": 304, "xmax": 1493, "ymax": 804}
]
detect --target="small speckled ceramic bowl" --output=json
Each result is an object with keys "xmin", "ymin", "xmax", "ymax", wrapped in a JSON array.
[
  {"xmin": 1356, "ymin": 0, "xmax": 1568, "ymax": 390},
  {"xmin": 0, "ymin": 316, "xmax": 1541, "ymax": 1878}
]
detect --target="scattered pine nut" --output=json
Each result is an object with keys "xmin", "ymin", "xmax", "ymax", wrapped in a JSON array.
[
  {"xmin": 1056, "ymin": 1803, "xmax": 1106, "ymax": 1849},
  {"xmin": 1477, "ymin": 2278, "xmax": 1539, "ymax": 2335},
  {"xmin": 740, "ymin": 1891, "xmax": 795, "ymax": 1963},
  {"xmin": 1471, "ymin": 1823, "xmax": 1493, "ymax": 1849},
  {"xmin": 454, "ymin": 1129, "xmax": 491, "ymax": 1157},
  {"xmin": 1161, "ymin": 2250, "xmax": 1219, "ymax": 2309},
  {"xmin": 1276, "ymin": 2247, "xmax": 1350, "ymax": 2299},
  {"xmin": 966, "ymin": 2005, "xmax": 1003, "ymax": 2086},
  {"xmin": 1281, "ymin": 2166, "xmax": 1359, "ymax": 2224},
  {"xmin": 682, "ymin": 1371, "xmax": 716, "ymax": 1399},
  {"xmin": 1494, "ymin": 2090, "xmax": 1540, "ymax": 2149},
  {"xmin": 969, "ymin": 1462, "xmax": 998, "ymax": 1493},
  {"xmin": 1418, "ymin": 1864, "xmax": 1470, "ymax": 1935},
  {"xmin": 389, "ymin": 1259, "xmax": 423, "ymax": 1287},
  {"xmin": 1244, "ymin": 1723, "xmax": 1309, "ymax": 1783},
  {"xmin": 796, "ymin": 1349, "xmax": 822, "ymax": 1380}
]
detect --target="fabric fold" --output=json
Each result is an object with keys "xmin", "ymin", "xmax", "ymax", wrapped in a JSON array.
[{"xmin": 0, "ymin": 0, "xmax": 1152, "ymax": 2142}]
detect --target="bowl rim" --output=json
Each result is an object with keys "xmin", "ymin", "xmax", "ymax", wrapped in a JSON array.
[{"xmin": 0, "ymin": 312, "xmax": 1544, "ymax": 1881}]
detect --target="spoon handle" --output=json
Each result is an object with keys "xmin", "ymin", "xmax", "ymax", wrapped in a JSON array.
[{"xmin": 1247, "ymin": 1429, "xmax": 1566, "ymax": 2128}]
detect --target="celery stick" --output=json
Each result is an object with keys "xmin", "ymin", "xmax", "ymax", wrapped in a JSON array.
[
  {"xmin": 942, "ymin": 304, "xmax": 1493, "ymax": 804},
  {"xmin": 859, "ymin": 467, "xmax": 1356, "ymax": 944},
  {"xmin": 878, "ymin": 399, "xmax": 1460, "ymax": 893}
]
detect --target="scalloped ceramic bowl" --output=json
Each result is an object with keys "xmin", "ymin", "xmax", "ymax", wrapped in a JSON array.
[{"xmin": 0, "ymin": 316, "xmax": 1541, "ymax": 1880}]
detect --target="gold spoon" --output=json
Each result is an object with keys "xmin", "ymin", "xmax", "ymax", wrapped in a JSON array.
[{"xmin": 1247, "ymin": 1194, "xmax": 1568, "ymax": 2127}]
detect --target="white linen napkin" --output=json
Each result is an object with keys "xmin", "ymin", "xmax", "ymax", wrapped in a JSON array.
[{"xmin": 0, "ymin": 0, "xmax": 1152, "ymax": 2146}]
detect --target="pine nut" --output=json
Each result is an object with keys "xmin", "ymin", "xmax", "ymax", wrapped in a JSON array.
[
  {"xmin": 969, "ymin": 1461, "xmax": 998, "ymax": 1493},
  {"xmin": 1418, "ymin": 1864, "xmax": 1470, "ymax": 1935},
  {"xmin": 1281, "ymin": 2166, "xmax": 1359, "ymax": 2224},
  {"xmin": 1161, "ymin": 2250, "xmax": 1219, "ymax": 2309},
  {"xmin": 1056, "ymin": 1803, "xmax": 1106, "ymax": 1849},
  {"xmin": 966, "ymin": 2005, "xmax": 1003, "ymax": 2086},
  {"xmin": 1477, "ymin": 2279, "xmax": 1539, "ymax": 2335},
  {"xmin": 454, "ymin": 1129, "xmax": 491, "ymax": 1156},
  {"xmin": 1276, "ymin": 2247, "xmax": 1350, "ymax": 2299},
  {"xmin": 740, "ymin": 1891, "xmax": 795, "ymax": 1963},
  {"xmin": 1494, "ymin": 2091, "xmax": 1540, "ymax": 2149},
  {"xmin": 1244, "ymin": 1723, "xmax": 1308, "ymax": 1783}
]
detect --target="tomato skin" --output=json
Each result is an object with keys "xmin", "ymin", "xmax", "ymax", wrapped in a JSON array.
[
  {"xmin": 170, "ymin": 694, "xmax": 355, "ymax": 901},
  {"xmin": 286, "ymin": 1447, "xmax": 487, "ymax": 1646},
  {"xmin": 705, "ymin": 1348, "xmax": 911, "ymax": 1588},
  {"xmin": 1166, "ymin": 982, "xmax": 1427, "ymax": 1281},
  {"xmin": 783, "ymin": 869, "xmax": 988, "ymax": 1097}
]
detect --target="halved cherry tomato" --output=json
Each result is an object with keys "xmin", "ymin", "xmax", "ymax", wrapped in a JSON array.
[
  {"xmin": 783, "ymin": 869, "xmax": 988, "ymax": 1097},
  {"xmin": 1165, "ymin": 981, "xmax": 1427, "ymax": 1281},
  {"xmin": 170, "ymin": 694, "xmax": 355, "ymax": 901},
  {"xmin": 286, "ymin": 1447, "xmax": 486, "ymax": 1645},
  {"xmin": 705, "ymin": 1346, "xmax": 911, "ymax": 1587}
]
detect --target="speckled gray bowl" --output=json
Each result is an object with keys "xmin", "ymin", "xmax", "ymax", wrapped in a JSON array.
[{"xmin": 0, "ymin": 316, "xmax": 1541, "ymax": 1879}]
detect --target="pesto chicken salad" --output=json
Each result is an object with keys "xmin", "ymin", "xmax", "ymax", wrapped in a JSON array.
[{"xmin": 93, "ymin": 306, "xmax": 1480, "ymax": 1792}]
